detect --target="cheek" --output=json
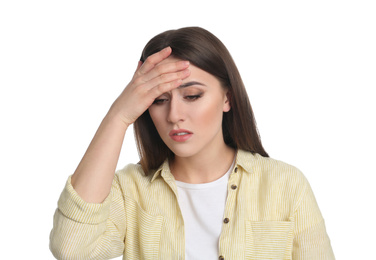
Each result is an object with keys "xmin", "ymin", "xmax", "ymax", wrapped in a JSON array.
[
  {"xmin": 148, "ymin": 108, "xmax": 163, "ymax": 130},
  {"xmin": 193, "ymin": 100, "xmax": 224, "ymax": 128}
]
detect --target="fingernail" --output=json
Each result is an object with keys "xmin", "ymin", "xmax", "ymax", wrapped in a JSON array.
[{"xmin": 163, "ymin": 46, "xmax": 171, "ymax": 52}]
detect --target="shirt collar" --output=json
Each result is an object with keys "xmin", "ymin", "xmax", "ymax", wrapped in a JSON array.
[
  {"xmin": 150, "ymin": 149, "xmax": 256, "ymax": 183},
  {"xmin": 151, "ymin": 159, "xmax": 173, "ymax": 183},
  {"xmin": 234, "ymin": 149, "xmax": 256, "ymax": 174}
]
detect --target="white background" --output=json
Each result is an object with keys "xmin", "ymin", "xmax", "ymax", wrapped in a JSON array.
[{"xmin": 1, "ymin": 0, "xmax": 375, "ymax": 259}]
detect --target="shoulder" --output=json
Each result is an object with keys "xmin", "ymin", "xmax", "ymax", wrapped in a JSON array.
[
  {"xmin": 116, "ymin": 163, "xmax": 145, "ymax": 175},
  {"xmin": 238, "ymin": 150, "xmax": 313, "ymax": 210},
  {"xmin": 114, "ymin": 163, "xmax": 154, "ymax": 189},
  {"xmin": 238, "ymin": 150, "xmax": 309, "ymax": 189}
]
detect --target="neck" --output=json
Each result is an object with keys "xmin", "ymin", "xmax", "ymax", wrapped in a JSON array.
[{"xmin": 170, "ymin": 145, "xmax": 236, "ymax": 184}]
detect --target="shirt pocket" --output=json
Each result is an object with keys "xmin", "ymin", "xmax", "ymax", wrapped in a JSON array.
[
  {"xmin": 245, "ymin": 220, "xmax": 293, "ymax": 260},
  {"xmin": 125, "ymin": 200, "xmax": 164, "ymax": 259}
]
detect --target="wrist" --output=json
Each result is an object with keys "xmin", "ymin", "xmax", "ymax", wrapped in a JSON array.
[{"xmin": 105, "ymin": 107, "xmax": 131, "ymax": 131}]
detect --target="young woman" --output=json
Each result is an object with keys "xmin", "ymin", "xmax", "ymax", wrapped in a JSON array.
[{"xmin": 50, "ymin": 27, "xmax": 335, "ymax": 259}]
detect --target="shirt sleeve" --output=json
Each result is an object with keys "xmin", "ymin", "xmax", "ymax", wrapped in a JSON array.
[
  {"xmin": 49, "ymin": 175, "xmax": 126, "ymax": 260},
  {"xmin": 292, "ymin": 179, "xmax": 335, "ymax": 260}
]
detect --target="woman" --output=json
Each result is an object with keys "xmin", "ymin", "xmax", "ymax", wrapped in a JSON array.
[{"xmin": 50, "ymin": 27, "xmax": 334, "ymax": 259}]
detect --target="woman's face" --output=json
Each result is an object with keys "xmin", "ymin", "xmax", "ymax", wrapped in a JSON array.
[{"xmin": 148, "ymin": 57, "xmax": 231, "ymax": 159}]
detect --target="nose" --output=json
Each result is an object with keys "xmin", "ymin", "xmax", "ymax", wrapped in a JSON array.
[{"xmin": 167, "ymin": 96, "xmax": 184, "ymax": 124}]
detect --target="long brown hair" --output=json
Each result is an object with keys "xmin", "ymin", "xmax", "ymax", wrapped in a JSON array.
[{"xmin": 134, "ymin": 27, "xmax": 268, "ymax": 174}]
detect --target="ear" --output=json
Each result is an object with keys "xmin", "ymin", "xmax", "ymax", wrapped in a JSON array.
[{"xmin": 223, "ymin": 91, "xmax": 231, "ymax": 112}]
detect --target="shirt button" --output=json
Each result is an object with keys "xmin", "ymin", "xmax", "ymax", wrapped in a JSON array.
[
  {"xmin": 231, "ymin": 184, "xmax": 237, "ymax": 190},
  {"xmin": 219, "ymin": 256, "xmax": 225, "ymax": 260},
  {"xmin": 234, "ymin": 167, "xmax": 238, "ymax": 173},
  {"xmin": 223, "ymin": 218, "xmax": 230, "ymax": 224}
]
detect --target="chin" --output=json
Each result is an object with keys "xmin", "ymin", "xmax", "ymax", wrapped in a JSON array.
[{"xmin": 167, "ymin": 145, "xmax": 200, "ymax": 159}]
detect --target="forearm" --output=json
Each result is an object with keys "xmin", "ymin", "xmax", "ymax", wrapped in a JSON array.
[
  {"xmin": 70, "ymin": 48, "xmax": 189, "ymax": 203},
  {"xmin": 71, "ymin": 109, "xmax": 129, "ymax": 203}
]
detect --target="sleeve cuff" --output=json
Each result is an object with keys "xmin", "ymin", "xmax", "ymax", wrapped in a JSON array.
[{"xmin": 57, "ymin": 176, "xmax": 113, "ymax": 224}]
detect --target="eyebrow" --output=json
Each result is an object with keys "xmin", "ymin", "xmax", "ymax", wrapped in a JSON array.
[{"xmin": 178, "ymin": 81, "xmax": 207, "ymax": 89}]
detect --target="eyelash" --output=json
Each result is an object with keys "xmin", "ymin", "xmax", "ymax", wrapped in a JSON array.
[
  {"xmin": 152, "ymin": 99, "xmax": 167, "ymax": 105},
  {"xmin": 185, "ymin": 94, "xmax": 202, "ymax": 101},
  {"xmin": 152, "ymin": 94, "xmax": 203, "ymax": 105}
]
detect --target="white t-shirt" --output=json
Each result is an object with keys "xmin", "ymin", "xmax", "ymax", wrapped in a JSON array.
[{"xmin": 175, "ymin": 161, "xmax": 234, "ymax": 260}]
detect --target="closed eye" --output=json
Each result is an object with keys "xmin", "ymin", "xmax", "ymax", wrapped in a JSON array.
[
  {"xmin": 185, "ymin": 94, "xmax": 202, "ymax": 101},
  {"xmin": 152, "ymin": 98, "xmax": 168, "ymax": 105}
]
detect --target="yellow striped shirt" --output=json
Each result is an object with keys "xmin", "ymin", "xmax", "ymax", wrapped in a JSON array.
[{"xmin": 50, "ymin": 150, "xmax": 335, "ymax": 259}]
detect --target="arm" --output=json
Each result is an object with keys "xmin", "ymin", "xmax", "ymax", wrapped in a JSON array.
[
  {"xmin": 292, "ymin": 180, "xmax": 335, "ymax": 259},
  {"xmin": 71, "ymin": 47, "xmax": 190, "ymax": 203},
  {"xmin": 50, "ymin": 47, "xmax": 190, "ymax": 259}
]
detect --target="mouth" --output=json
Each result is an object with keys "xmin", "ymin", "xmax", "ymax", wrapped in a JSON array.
[
  {"xmin": 169, "ymin": 129, "xmax": 193, "ymax": 142},
  {"xmin": 173, "ymin": 132, "xmax": 190, "ymax": 136},
  {"xmin": 169, "ymin": 129, "xmax": 193, "ymax": 136}
]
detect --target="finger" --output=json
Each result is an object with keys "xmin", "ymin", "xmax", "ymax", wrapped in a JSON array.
[
  {"xmin": 149, "ymin": 79, "xmax": 184, "ymax": 99},
  {"xmin": 136, "ymin": 61, "xmax": 143, "ymax": 72},
  {"xmin": 137, "ymin": 46, "xmax": 172, "ymax": 75},
  {"xmin": 141, "ymin": 60, "xmax": 190, "ymax": 83},
  {"xmin": 145, "ymin": 68, "xmax": 190, "ymax": 91}
]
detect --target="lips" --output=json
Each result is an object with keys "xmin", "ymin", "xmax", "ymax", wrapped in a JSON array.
[{"xmin": 169, "ymin": 129, "xmax": 193, "ymax": 142}]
